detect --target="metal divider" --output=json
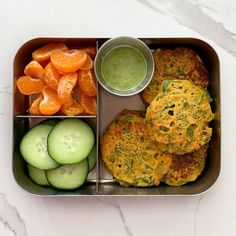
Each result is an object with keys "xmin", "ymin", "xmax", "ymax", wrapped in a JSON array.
[{"xmin": 95, "ymin": 40, "xmax": 100, "ymax": 195}]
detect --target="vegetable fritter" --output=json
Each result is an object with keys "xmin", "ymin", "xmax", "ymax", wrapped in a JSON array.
[
  {"xmin": 101, "ymin": 110, "xmax": 172, "ymax": 187},
  {"xmin": 162, "ymin": 144, "xmax": 208, "ymax": 186},
  {"xmin": 145, "ymin": 80, "xmax": 214, "ymax": 154},
  {"xmin": 142, "ymin": 47, "xmax": 209, "ymax": 104}
]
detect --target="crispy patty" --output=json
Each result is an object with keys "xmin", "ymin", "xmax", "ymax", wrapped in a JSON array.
[
  {"xmin": 162, "ymin": 144, "xmax": 208, "ymax": 186},
  {"xmin": 101, "ymin": 110, "xmax": 172, "ymax": 187},
  {"xmin": 142, "ymin": 47, "xmax": 209, "ymax": 104},
  {"xmin": 145, "ymin": 80, "xmax": 214, "ymax": 154}
]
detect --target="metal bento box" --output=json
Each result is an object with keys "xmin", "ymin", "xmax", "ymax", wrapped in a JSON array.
[{"xmin": 13, "ymin": 37, "xmax": 220, "ymax": 196}]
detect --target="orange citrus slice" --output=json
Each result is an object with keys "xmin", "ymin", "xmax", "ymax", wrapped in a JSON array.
[
  {"xmin": 29, "ymin": 94, "xmax": 43, "ymax": 115},
  {"xmin": 80, "ymin": 91, "xmax": 97, "ymax": 115},
  {"xmin": 32, "ymin": 43, "xmax": 68, "ymax": 62},
  {"xmin": 61, "ymin": 100, "xmax": 84, "ymax": 116},
  {"xmin": 69, "ymin": 46, "xmax": 96, "ymax": 59},
  {"xmin": 39, "ymin": 86, "xmax": 61, "ymax": 115},
  {"xmin": 57, "ymin": 73, "xmax": 77, "ymax": 108},
  {"xmin": 51, "ymin": 49, "xmax": 87, "ymax": 73},
  {"xmin": 16, "ymin": 76, "xmax": 45, "ymax": 95},
  {"xmin": 80, "ymin": 54, "xmax": 93, "ymax": 70},
  {"xmin": 24, "ymin": 60, "xmax": 44, "ymax": 79},
  {"xmin": 43, "ymin": 62, "xmax": 61, "ymax": 89},
  {"xmin": 77, "ymin": 70, "xmax": 97, "ymax": 97}
]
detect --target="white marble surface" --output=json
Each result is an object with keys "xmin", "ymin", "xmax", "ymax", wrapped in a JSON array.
[{"xmin": 0, "ymin": 0, "xmax": 235, "ymax": 235}]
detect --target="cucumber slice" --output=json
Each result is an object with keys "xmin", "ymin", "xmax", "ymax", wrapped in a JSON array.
[
  {"xmin": 88, "ymin": 145, "xmax": 96, "ymax": 172},
  {"xmin": 46, "ymin": 159, "xmax": 88, "ymax": 190},
  {"xmin": 40, "ymin": 119, "xmax": 60, "ymax": 126},
  {"xmin": 48, "ymin": 119, "xmax": 95, "ymax": 164},
  {"xmin": 20, "ymin": 124, "xmax": 59, "ymax": 170},
  {"xmin": 28, "ymin": 164, "xmax": 50, "ymax": 186}
]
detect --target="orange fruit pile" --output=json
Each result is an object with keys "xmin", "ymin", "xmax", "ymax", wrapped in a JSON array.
[{"xmin": 16, "ymin": 43, "xmax": 97, "ymax": 116}]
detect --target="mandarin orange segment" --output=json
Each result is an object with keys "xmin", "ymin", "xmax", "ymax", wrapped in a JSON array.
[
  {"xmin": 39, "ymin": 86, "xmax": 61, "ymax": 115},
  {"xmin": 24, "ymin": 60, "xmax": 44, "ymax": 79},
  {"xmin": 16, "ymin": 76, "xmax": 45, "ymax": 95},
  {"xmin": 80, "ymin": 54, "xmax": 93, "ymax": 70},
  {"xmin": 43, "ymin": 62, "xmax": 61, "ymax": 89},
  {"xmin": 77, "ymin": 70, "xmax": 97, "ymax": 97},
  {"xmin": 57, "ymin": 73, "xmax": 77, "ymax": 108},
  {"xmin": 32, "ymin": 43, "xmax": 68, "ymax": 62},
  {"xmin": 68, "ymin": 46, "xmax": 96, "ymax": 59},
  {"xmin": 61, "ymin": 100, "xmax": 84, "ymax": 116},
  {"xmin": 80, "ymin": 91, "xmax": 97, "ymax": 115},
  {"xmin": 81, "ymin": 46, "xmax": 96, "ymax": 59},
  {"xmin": 29, "ymin": 94, "xmax": 43, "ymax": 115},
  {"xmin": 51, "ymin": 49, "xmax": 87, "ymax": 73}
]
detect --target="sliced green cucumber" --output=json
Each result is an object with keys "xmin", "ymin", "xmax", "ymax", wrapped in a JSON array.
[
  {"xmin": 47, "ymin": 119, "xmax": 95, "ymax": 164},
  {"xmin": 40, "ymin": 118, "xmax": 60, "ymax": 126},
  {"xmin": 20, "ymin": 124, "xmax": 59, "ymax": 170},
  {"xmin": 28, "ymin": 164, "xmax": 50, "ymax": 186},
  {"xmin": 88, "ymin": 145, "xmax": 97, "ymax": 172},
  {"xmin": 46, "ymin": 159, "xmax": 88, "ymax": 190}
]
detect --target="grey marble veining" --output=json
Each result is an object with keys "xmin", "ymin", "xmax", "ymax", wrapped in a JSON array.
[
  {"xmin": 137, "ymin": 0, "xmax": 236, "ymax": 56},
  {"xmin": 96, "ymin": 198, "xmax": 133, "ymax": 236},
  {"xmin": 97, "ymin": 196, "xmax": 203, "ymax": 236},
  {"xmin": 193, "ymin": 196, "xmax": 204, "ymax": 236},
  {"xmin": 0, "ymin": 194, "xmax": 28, "ymax": 236}
]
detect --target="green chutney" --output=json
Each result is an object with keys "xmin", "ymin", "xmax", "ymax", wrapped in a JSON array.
[{"xmin": 101, "ymin": 46, "xmax": 147, "ymax": 91}]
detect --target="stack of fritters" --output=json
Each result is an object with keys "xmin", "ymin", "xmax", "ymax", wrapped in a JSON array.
[
  {"xmin": 145, "ymin": 79, "xmax": 213, "ymax": 186},
  {"xmin": 101, "ymin": 48, "xmax": 214, "ymax": 187},
  {"xmin": 101, "ymin": 110, "xmax": 172, "ymax": 187},
  {"xmin": 142, "ymin": 48, "xmax": 209, "ymax": 105},
  {"xmin": 101, "ymin": 106, "xmax": 211, "ymax": 187}
]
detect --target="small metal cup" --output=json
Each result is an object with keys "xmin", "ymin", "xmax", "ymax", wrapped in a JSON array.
[{"xmin": 94, "ymin": 36, "xmax": 154, "ymax": 96}]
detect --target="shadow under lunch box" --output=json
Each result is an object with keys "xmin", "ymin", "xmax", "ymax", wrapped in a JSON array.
[{"xmin": 13, "ymin": 37, "xmax": 220, "ymax": 196}]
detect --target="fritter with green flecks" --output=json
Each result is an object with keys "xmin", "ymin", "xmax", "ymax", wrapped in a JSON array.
[
  {"xmin": 145, "ymin": 80, "xmax": 214, "ymax": 154},
  {"xmin": 101, "ymin": 110, "xmax": 172, "ymax": 187},
  {"xmin": 142, "ymin": 47, "xmax": 209, "ymax": 104},
  {"xmin": 162, "ymin": 144, "xmax": 208, "ymax": 186}
]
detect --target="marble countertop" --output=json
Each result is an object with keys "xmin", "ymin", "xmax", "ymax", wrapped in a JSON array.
[{"xmin": 0, "ymin": 0, "xmax": 235, "ymax": 235}]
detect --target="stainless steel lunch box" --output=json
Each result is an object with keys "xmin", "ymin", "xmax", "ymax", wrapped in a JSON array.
[{"xmin": 13, "ymin": 37, "xmax": 220, "ymax": 196}]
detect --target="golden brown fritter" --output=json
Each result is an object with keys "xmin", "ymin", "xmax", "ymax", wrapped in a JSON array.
[
  {"xmin": 101, "ymin": 110, "xmax": 172, "ymax": 187},
  {"xmin": 162, "ymin": 144, "xmax": 208, "ymax": 186},
  {"xmin": 145, "ymin": 80, "xmax": 214, "ymax": 154},
  {"xmin": 142, "ymin": 47, "xmax": 209, "ymax": 104}
]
